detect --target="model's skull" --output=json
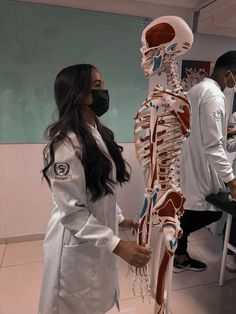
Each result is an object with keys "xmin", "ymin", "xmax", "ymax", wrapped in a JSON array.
[{"xmin": 140, "ymin": 16, "xmax": 193, "ymax": 77}]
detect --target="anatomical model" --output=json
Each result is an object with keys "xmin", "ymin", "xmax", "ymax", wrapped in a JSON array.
[{"xmin": 134, "ymin": 16, "xmax": 193, "ymax": 314}]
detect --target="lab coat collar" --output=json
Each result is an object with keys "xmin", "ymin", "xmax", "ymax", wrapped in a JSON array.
[{"xmin": 203, "ymin": 77, "xmax": 222, "ymax": 92}]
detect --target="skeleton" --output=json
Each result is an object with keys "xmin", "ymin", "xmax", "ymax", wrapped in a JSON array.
[{"xmin": 133, "ymin": 16, "xmax": 193, "ymax": 313}]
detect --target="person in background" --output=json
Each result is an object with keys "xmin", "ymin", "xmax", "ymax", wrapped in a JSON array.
[
  {"xmin": 38, "ymin": 64, "xmax": 152, "ymax": 314},
  {"xmin": 174, "ymin": 51, "xmax": 236, "ymax": 273},
  {"xmin": 224, "ymin": 87, "xmax": 236, "ymax": 272}
]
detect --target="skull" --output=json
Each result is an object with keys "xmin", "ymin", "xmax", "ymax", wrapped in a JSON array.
[{"xmin": 140, "ymin": 16, "xmax": 193, "ymax": 77}]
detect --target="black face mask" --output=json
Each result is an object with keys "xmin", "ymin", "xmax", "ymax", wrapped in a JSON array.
[{"xmin": 89, "ymin": 89, "xmax": 109, "ymax": 117}]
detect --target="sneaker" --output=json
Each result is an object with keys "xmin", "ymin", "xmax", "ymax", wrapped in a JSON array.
[
  {"xmin": 226, "ymin": 254, "xmax": 236, "ymax": 273},
  {"xmin": 173, "ymin": 253, "xmax": 207, "ymax": 273}
]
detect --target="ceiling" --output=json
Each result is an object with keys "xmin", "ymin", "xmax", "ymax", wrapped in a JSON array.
[
  {"xmin": 193, "ymin": 0, "xmax": 236, "ymax": 38},
  {"xmin": 17, "ymin": 0, "xmax": 236, "ymax": 38},
  {"xmin": 132, "ymin": 0, "xmax": 207, "ymax": 9},
  {"xmin": 132, "ymin": 0, "xmax": 236, "ymax": 37}
]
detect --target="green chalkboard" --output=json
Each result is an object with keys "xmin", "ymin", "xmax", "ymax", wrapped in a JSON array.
[{"xmin": 0, "ymin": 0, "xmax": 150, "ymax": 143}]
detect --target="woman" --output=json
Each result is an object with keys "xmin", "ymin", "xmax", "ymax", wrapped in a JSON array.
[{"xmin": 38, "ymin": 64, "xmax": 152, "ymax": 314}]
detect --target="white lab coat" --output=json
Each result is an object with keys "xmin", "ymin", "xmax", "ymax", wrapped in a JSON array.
[
  {"xmin": 38, "ymin": 124, "xmax": 124, "ymax": 314},
  {"xmin": 226, "ymin": 88, "xmax": 236, "ymax": 175},
  {"xmin": 224, "ymin": 86, "xmax": 236, "ymax": 123},
  {"xmin": 180, "ymin": 78, "xmax": 234, "ymax": 211},
  {"xmin": 227, "ymin": 113, "xmax": 236, "ymax": 176}
]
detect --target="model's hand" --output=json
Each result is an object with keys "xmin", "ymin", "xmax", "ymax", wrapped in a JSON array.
[
  {"xmin": 228, "ymin": 178, "xmax": 236, "ymax": 200},
  {"xmin": 113, "ymin": 240, "xmax": 152, "ymax": 268}
]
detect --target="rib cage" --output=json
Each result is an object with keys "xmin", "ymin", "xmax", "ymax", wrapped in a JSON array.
[{"xmin": 134, "ymin": 86, "xmax": 190, "ymax": 192}]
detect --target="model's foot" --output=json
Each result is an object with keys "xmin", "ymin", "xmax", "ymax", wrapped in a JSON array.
[
  {"xmin": 174, "ymin": 253, "xmax": 207, "ymax": 273},
  {"xmin": 226, "ymin": 254, "xmax": 236, "ymax": 272}
]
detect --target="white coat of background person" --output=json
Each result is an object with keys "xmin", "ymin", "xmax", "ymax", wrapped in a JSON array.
[
  {"xmin": 38, "ymin": 64, "xmax": 152, "ymax": 314},
  {"xmin": 224, "ymin": 86, "xmax": 236, "ymax": 272},
  {"xmin": 173, "ymin": 51, "xmax": 236, "ymax": 273},
  {"xmin": 226, "ymin": 87, "xmax": 236, "ymax": 168}
]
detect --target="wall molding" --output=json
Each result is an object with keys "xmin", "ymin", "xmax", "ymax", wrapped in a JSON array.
[{"xmin": 0, "ymin": 233, "xmax": 45, "ymax": 244}]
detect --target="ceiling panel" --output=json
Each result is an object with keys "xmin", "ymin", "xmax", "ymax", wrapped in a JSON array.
[
  {"xmin": 134, "ymin": 0, "xmax": 206, "ymax": 9},
  {"xmin": 196, "ymin": 0, "xmax": 236, "ymax": 38}
]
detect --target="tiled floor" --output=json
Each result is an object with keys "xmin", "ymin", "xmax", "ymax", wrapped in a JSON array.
[{"xmin": 0, "ymin": 229, "xmax": 235, "ymax": 314}]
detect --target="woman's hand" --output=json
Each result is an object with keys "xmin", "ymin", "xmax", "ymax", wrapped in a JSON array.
[
  {"xmin": 113, "ymin": 240, "xmax": 152, "ymax": 268},
  {"xmin": 119, "ymin": 219, "xmax": 140, "ymax": 236},
  {"xmin": 119, "ymin": 219, "xmax": 139, "ymax": 230}
]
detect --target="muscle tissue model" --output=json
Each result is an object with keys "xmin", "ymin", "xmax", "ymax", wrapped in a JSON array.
[{"xmin": 133, "ymin": 16, "xmax": 193, "ymax": 314}]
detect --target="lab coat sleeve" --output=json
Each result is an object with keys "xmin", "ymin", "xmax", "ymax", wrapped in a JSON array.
[
  {"xmin": 227, "ymin": 136, "xmax": 236, "ymax": 153},
  {"xmin": 227, "ymin": 112, "xmax": 236, "ymax": 153},
  {"xmin": 200, "ymin": 95, "xmax": 234, "ymax": 183},
  {"xmin": 49, "ymin": 139, "xmax": 120, "ymax": 252},
  {"xmin": 232, "ymin": 157, "xmax": 236, "ymax": 177},
  {"xmin": 116, "ymin": 203, "xmax": 125, "ymax": 224}
]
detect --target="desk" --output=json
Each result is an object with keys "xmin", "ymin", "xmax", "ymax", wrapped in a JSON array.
[{"xmin": 206, "ymin": 192, "xmax": 236, "ymax": 286}]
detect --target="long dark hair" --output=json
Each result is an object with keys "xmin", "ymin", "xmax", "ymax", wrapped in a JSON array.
[{"xmin": 42, "ymin": 64, "xmax": 131, "ymax": 201}]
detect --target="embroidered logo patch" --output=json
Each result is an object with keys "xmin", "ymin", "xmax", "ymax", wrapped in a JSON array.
[
  {"xmin": 54, "ymin": 163, "xmax": 70, "ymax": 178},
  {"xmin": 213, "ymin": 111, "xmax": 221, "ymax": 122}
]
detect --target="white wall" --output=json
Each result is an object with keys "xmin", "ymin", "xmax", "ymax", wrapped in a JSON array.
[
  {"xmin": 0, "ymin": 144, "xmax": 52, "ymax": 240},
  {"xmin": 1, "ymin": 1, "xmax": 236, "ymax": 240},
  {"xmin": 180, "ymin": 32, "xmax": 236, "ymax": 64},
  {"xmin": 0, "ymin": 143, "xmax": 145, "ymax": 240}
]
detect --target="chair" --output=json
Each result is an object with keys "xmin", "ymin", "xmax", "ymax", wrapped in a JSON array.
[{"xmin": 206, "ymin": 191, "xmax": 236, "ymax": 286}]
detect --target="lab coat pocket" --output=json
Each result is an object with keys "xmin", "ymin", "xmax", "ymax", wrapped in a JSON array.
[{"xmin": 59, "ymin": 242, "xmax": 93, "ymax": 296}]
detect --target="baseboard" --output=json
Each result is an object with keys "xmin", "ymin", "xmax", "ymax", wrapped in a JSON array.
[{"xmin": 0, "ymin": 233, "xmax": 45, "ymax": 244}]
